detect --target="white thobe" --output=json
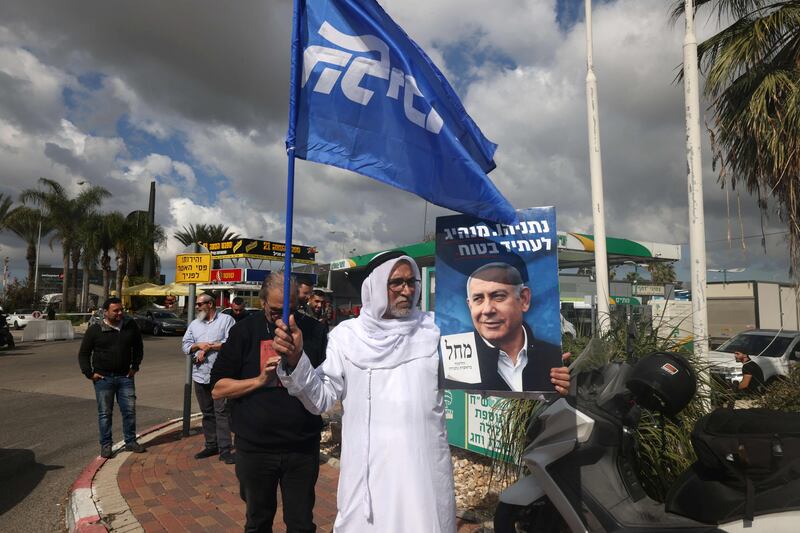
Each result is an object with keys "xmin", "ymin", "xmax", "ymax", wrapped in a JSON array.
[{"xmin": 279, "ymin": 331, "xmax": 457, "ymax": 533}]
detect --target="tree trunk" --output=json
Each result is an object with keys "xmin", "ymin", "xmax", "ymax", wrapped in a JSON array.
[
  {"xmin": 101, "ymin": 252, "xmax": 111, "ymax": 303},
  {"xmin": 61, "ymin": 252, "xmax": 69, "ymax": 312},
  {"xmin": 81, "ymin": 264, "xmax": 90, "ymax": 312},
  {"xmin": 71, "ymin": 252, "xmax": 80, "ymax": 309},
  {"xmin": 26, "ymin": 243, "xmax": 36, "ymax": 288},
  {"xmin": 115, "ymin": 254, "xmax": 124, "ymax": 299}
]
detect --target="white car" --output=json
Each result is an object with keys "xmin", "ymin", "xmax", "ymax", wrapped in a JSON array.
[
  {"xmin": 5, "ymin": 309, "xmax": 40, "ymax": 329},
  {"xmin": 708, "ymin": 329, "xmax": 800, "ymax": 386}
]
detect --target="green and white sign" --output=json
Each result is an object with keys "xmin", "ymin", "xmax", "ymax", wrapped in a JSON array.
[
  {"xmin": 445, "ymin": 389, "xmax": 510, "ymax": 460},
  {"xmin": 612, "ymin": 296, "xmax": 641, "ymax": 305}
]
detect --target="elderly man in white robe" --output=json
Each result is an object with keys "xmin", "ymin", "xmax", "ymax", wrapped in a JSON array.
[{"xmin": 275, "ymin": 252, "xmax": 571, "ymax": 532}]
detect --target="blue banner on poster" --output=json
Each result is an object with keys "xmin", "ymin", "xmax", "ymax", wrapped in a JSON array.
[{"xmin": 436, "ymin": 207, "xmax": 562, "ymax": 395}]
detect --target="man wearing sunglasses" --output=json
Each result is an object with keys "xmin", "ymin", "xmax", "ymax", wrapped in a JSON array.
[{"xmin": 181, "ymin": 293, "xmax": 236, "ymax": 463}]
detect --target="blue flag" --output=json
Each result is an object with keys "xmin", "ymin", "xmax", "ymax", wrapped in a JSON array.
[{"xmin": 287, "ymin": 0, "xmax": 517, "ymax": 224}]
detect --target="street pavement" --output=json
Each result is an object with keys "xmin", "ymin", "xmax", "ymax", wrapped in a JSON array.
[
  {"xmin": 0, "ymin": 333, "xmax": 192, "ymax": 532},
  {"xmin": 2, "ymin": 331, "xmax": 488, "ymax": 532}
]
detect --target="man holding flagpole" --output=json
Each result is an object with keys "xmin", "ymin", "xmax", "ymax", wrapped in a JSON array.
[{"xmin": 277, "ymin": 2, "xmax": 570, "ymax": 530}]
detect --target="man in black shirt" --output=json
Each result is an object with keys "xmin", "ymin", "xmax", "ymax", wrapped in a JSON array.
[
  {"xmin": 223, "ymin": 296, "xmax": 252, "ymax": 324},
  {"xmin": 212, "ymin": 273, "xmax": 327, "ymax": 533},
  {"xmin": 78, "ymin": 297, "xmax": 146, "ymax": 458}
]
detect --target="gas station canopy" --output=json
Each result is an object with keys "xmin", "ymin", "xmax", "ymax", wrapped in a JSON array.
[{"xmin": 329, "ymin": 231, "xmax": 680, "ymax": 271}]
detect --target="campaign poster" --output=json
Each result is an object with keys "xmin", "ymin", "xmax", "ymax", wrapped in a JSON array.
[{"xmin": 436, "ymin": 207, "xmax": 561, "ymax": 395}]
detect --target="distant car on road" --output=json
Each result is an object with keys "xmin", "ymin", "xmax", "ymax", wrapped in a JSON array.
[
  {"xmin": 708, "ymin": 329, "xmax": 800, "ymax": 387},
  {"xmin": 5, "ymin": 309, "xmax": 40, "ymax": 330},
  {"xmin": 133, "ymin": 310, "xmax": 188, "ymax": 336}
]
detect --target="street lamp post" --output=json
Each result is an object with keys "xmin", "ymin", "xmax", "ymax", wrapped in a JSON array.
[
  {"xmin": 584, "ymin": 0, "xmax": 611, "ymax": 335},
  {"xmin": 683, "ymin": 0, "xmax": 710, "ymax": 368}
]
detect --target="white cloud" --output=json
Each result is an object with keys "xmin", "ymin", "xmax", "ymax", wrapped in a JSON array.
[{"xmin": 0, "ymin": 0, "xmax": 792, "ymax": 285}]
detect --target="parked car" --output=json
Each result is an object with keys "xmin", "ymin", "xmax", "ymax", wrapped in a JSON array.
[
  {"xmin": 708, "ymin": 329, "xmax": 800, "ymax": 387},
  {"xmin": 5, "ymin": 309, "xmax": 39, "ymax": 330},
  {"xmin": 133, "ymin": 310, "xmax": 188, "ymax": 336}
]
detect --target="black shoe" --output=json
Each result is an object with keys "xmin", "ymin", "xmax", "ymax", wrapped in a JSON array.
[
  {"xmin": 219, "ymin": 451, "xmax": 235, "ymax": 464},
  {"xmin": 100, "ymin": 444, "xmax": 113, "ymax": 459},
  {"xmin": 194, "ymin": 447, "xmax": 219, "ymax": 459},
  {"xmin": 125, "ymin": 442, "xmax": 147, "ymax": 453}
]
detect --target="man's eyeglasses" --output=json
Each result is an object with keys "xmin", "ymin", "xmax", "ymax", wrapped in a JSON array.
[
  {"xmin": 387, "ymin": 277, "xmax": 419, "ymax": 292},
  {"xmin": 195, "ymin": 300, "xmax": 211, "ymax": 307}
]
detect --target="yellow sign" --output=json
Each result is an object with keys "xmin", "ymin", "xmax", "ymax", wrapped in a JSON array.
[{"xmin": 175, "ymin": 253, "xmax": 212, "ymax": 283}]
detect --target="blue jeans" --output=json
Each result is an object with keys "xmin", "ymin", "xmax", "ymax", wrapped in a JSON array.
[{"xmin": 93, "ymin": 373, "xmax": 137, "ymax": 446}]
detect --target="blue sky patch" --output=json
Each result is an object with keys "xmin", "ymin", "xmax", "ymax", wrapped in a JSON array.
[{"xmin": 115, "ymin": 115, "xmax": 227, "ymax": 197}]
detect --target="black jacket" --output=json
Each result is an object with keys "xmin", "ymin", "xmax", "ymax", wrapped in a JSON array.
[
  {"xmin": 443, "ymin": 322, "xmax": 561, "ymax": 392},
  {"xmin": 78, "ymin": 317, "xmax": 144, "ymax": 379},
  {"xmin": 211, "ymin": 311, "xmax": 327, "ymax": 452}
]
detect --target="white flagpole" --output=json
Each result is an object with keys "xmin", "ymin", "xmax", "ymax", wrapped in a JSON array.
[
  {"xmin": 584, "ymin": 0, "xmax": 611, "ymax": 334},
  {"xmin": 682, "ymin": 0, "xmax": 710, "ymax": 365}
]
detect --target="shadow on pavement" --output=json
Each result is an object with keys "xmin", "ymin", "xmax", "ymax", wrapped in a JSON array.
[{"xmin": 0, "ymin": 449, "xmax": 63, "ymax": 515}]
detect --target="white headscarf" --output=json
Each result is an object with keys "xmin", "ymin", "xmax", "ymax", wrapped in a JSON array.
[{"xmin": 333, "ymin": 255, "xmax": 440, "ymax": 369}]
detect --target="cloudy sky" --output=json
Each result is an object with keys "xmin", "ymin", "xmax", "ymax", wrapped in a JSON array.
[{"xmin": 0, "ymin": 0, "xmax": 792, "ymax": 285}]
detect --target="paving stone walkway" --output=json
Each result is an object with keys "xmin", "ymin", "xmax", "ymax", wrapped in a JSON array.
[{"xmin": 112, "ymin": 429, "xmax": 483, "ymax": 532}]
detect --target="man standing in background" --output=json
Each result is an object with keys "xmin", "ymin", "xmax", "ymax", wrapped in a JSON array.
[
  {"xmin": 78, "ymin": 297, "xmax": 146, "ymax": 458},
  {"xmin": 182, "ymin": 293, "xmax": 236, "ymax": 464},
  {"xmin": 223, "ymin": 296, "xmax": 251, "ymax": 324}
]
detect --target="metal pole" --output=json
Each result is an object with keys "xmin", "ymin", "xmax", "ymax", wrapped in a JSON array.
[
  {"xmin": 683, "ymin": 0, "xmax": 710, "ymax": 367},
  {"xmin": 182, "ymin": 243, "xmax": 199, "ymax": 437},
  {"xmin": 585, "ymin": 0, "xmax": 611, "ymax": 335},
  {"xmin": 33, "ymin": 218, "xmax": 42, "ymax": 306}
]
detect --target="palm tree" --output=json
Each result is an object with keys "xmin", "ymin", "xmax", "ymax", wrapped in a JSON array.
[
  {"xmin": 174, "ymin": 223, "xmax": 207, "ymax": 247},
  {"xmin": 174, "ymin": 223, "xmax": 240, "ymax": 248},
  {"xmin": 205, "ymin": 224, "xmax": 240, "ymax": 243},
  {"xmin": 124, "ymin": 211, "xmax": 166, "ymax": 279},
  {"xmin": 4, "ymin": 207, "xmax": 52, "ymax": 288},
  {"xmin": 174, "ymin": 223, "xmax": 239, "ymax": 269},
  {"xmin": 97, "ymin": 212, "xmax": 126, "ymax": 302},
  {"xmin": 673, "ymin": 1, "xmax": 800, "ymax": 277},
  {"xmin": 21, "ymin": 178, "xmax": 110, "ymax": 311},
  {"xmin": 0, "ymin": 193, "xmax": 13, "ymax": 229}
]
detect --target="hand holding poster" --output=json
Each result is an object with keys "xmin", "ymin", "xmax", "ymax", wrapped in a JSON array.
[{"xmin": 436, "ymin": 207, "xmax": 562, "ymax": 395}]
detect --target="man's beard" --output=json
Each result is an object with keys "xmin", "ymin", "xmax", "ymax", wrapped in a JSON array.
[
  {"xmin": 387, "ymin": 298, "xmax": 413, "ymax": 318},
  {"xmin": 196, "ymin": 309, "xmax": 208, "ymax": 321}
]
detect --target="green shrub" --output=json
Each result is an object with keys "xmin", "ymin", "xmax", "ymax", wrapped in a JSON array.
[{"xmin": 753, "ymin": 366, "xmax": 800, "ymax": 412}]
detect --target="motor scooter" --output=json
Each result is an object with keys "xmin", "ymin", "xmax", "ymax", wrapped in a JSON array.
[
  {"xmin": 0, "ymin": 310, "xmax": 15, "ymax": 350},
  {"xmin": 495, "ymin": 340, "xmax": 800, "ymax": 532}
]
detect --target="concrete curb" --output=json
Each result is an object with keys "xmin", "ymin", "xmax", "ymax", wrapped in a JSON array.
[{"xmin": 65, "ymin": 414, "xmax": 201, "ymax": 533}]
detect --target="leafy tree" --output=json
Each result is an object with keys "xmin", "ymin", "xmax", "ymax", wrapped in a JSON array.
[
  {"xmin": 673, "ymin": 0, "xmax": 800, "ymax": 277},
  {"xmin": 204, "ymin": 224, "xmax": 240, "ymax": 243},
  {"xmin": 97, "ymin": 212, "xmax": 126, "ymax": 303},
  {"xmin": 123, "ymin": 211, "xmax": 166, "ymax": 280},
  {"xmin": 0, "ymin": 193, "xmax": 13, "ymax": 230},
  {"xmin": 4, "ymin": 207, "xmax": 52, "ymax": 291},
  {"xmin": 21, "ymin": 178, "xmax": 110, "ymax": 311},
  {"xmin": 0, "ymin": 277, "xmax": 35, "ymax": 312},
  {"xmin": 624, "ymin": 271, "xmax": 646, "ymax": 283},
  {"xmin": 174, "ymin": 223, "xmax": 210, "ymax": 247},
  {"xmin": 174, "ymin": 223, "xmax": 239, "ymax": 248},
  {"xmin": 174, "ymin": 223, "xmax": 239, "ymax": 268},
  {"xmin": 646, "ymin": 262, "xmax": 677, "ymax": 284}
]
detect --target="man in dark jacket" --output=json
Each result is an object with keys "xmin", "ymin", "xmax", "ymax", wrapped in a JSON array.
[
  {"xmin": 78, "ymin": 297, "xmax": 146, "ymax": 458},
  {"xmin": 212, "ymin": 273, "xmax": 327, "ymax": 533}
]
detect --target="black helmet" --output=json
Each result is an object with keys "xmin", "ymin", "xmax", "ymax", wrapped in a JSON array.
[{"xmin": 626, "ymin": 352, "xmax": 696, "ymax": 417}]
